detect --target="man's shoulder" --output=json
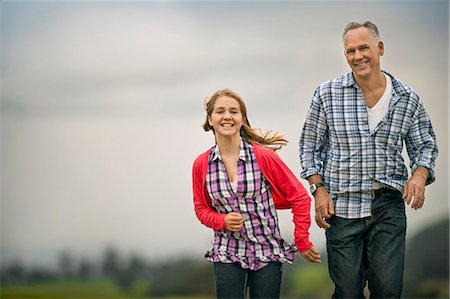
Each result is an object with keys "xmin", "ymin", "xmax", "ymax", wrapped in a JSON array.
[
  {"xmin": 383, "ymin": 71, "xmax": 424, "ymax": 112},
  {"xmin": 312, "ymin": 72, "xmax": 353, "ymax": 102},
  {"xmin": 316, "ymin": 72, "xmax": 353, "ymax": 91},
  {"xmin": 383, "ymin": 70, "xmax": 417, "ymax": 96}
]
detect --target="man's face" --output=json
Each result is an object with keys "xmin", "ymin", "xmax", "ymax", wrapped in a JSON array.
[{"xmin": 343, "ymin": 27, "xmax": 384, "ymax": 81}]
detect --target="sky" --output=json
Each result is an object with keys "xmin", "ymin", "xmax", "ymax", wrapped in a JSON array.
[{"xmin": 1, "ymin": 0, "xmax": 449, "ymax": 267}]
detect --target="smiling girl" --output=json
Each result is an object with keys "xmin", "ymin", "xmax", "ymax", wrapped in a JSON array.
[{"xmin": 192, "ymin": 88, "xmax": 320, "ymax": 299}]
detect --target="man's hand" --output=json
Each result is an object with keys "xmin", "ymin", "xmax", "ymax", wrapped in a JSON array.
[
  {"xmin": 224, "ymin": 212, "xmax": 244, "ymax": 232},
  {"xmin": 314, "ymin": 188, "xmax": 334, "ymax": 229},
  {"xmin": 300, "ymin": 246, "xmax": 321, "ymax": 263},
  {"xmin": 403, "ymin": 166, "xmax": 429, "ymax": 210}
]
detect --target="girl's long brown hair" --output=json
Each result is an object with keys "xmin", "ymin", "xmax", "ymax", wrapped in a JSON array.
[{"xmin": 202, "ymin": 88, "xmax": 287, "ymax": 151}]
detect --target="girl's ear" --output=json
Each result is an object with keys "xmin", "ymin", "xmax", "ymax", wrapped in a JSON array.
[{"xmin": 208, "ymin": 116, "xmax": 212, "ymax": 127}]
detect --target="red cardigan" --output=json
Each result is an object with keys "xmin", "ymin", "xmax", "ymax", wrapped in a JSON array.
[{"xmin": 192, "ymin": 143, "xmax": 313, "ymax": 252}]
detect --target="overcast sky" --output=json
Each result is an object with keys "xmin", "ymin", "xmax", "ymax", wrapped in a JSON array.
[{"xmin": 1, "ymin": 0, "xmax": 448, "ymax": 267}]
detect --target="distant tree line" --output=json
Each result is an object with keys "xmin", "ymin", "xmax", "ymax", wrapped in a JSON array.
[{"xmin": 0, "ymin": 246, "xmax": 214, "ymax": 297}]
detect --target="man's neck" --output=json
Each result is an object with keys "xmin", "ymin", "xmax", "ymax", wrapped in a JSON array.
[
  {"xmin": 354, "ymin": 71, "xmax": 386, "ymax": 93},
  {"xmin": 354, "ymin": 71, "xmax": 387, "ymax": 108}
]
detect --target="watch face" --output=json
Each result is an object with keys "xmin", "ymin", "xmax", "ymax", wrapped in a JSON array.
[{"xmin": 310, "ymin": 183, "xmax": 324, "ymax": 194}]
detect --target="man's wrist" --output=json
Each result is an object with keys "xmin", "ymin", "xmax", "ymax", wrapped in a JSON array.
[
  {"xmin": 413, "ymin": 166, "xmax": 429, "ymax": 183},
  {"xmin": 310, "ymin": 182, "xmax": 325, "ymax": 195}
]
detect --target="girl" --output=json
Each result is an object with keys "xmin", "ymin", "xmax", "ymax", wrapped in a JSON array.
[{"xmin": 192, "ymin": 88, "xmax": 320, "ymax": 299}]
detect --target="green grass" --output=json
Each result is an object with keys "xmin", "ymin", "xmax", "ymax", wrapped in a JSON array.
[
  {"xmin": 0, "ymin": 279, "xmax": 209, "ymax": 299},
  {"xmin": 289, "ymin": 264, "xmax": 334, "ymax": 298},
  {"xmin": 0, "ymin": 279, "xmax": 149, "ymax": 299}
]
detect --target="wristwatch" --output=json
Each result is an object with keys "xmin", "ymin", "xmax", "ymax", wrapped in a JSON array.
[{"xmin": 310, "ymin": 182, "xmax": 325, "ymax": 195}]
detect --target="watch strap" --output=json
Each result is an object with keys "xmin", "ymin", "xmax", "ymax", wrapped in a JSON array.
[{"xmin": 310, "ymin": 182, "xmax": 325, "ymax": 195}]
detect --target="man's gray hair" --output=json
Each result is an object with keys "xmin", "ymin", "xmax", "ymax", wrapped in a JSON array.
[{"xmin": 343, "ymin": 21, "xmax": 380, "ymax": 41}]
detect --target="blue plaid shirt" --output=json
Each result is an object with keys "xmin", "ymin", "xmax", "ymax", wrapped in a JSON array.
[{"xmin": 299, "ymin": 71, "xmax": 438, "ymax": 219}]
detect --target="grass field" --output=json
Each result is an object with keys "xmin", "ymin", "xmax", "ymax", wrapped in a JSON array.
[
  {"xmin": 0, "ymin": 279, "xmax": 151, "ymax": 299},
  {"xmin": 1, "ymin": 266, "xmax": 333, "ymax": 299}
]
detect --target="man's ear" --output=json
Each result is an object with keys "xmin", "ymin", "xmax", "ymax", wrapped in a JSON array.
[{"xmin": 378, "ymin": 41, "xmax": 384, "ymax": 56}]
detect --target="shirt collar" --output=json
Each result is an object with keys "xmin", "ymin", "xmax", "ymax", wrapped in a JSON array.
[
  {"xmin": 341, "ymin": 70, "xmax": 412, "ymax": 115},
  {"xmin": 342, "ymin": 71, "xmax": 356, "ymax": 88},
  {"xmin": 342, "ymin": 70, "xmax": 403, "ymax": 92},
  {"xmin": 211, "ymin": 139, "xmax": 250, "ymax": 162}
]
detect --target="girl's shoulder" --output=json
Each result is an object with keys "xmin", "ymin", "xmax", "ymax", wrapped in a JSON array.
[
  {"xmin": 252, "ymin": 142, "xmax": 278, "ymax": 158},
  {"xmin": 193, "ymin": 147, "xmax": 213, "ymax": 169}
]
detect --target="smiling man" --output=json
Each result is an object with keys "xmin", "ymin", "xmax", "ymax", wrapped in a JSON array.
[{"xmin": 299, "ymin": 21, "xmax": 438, "ymax": 298}]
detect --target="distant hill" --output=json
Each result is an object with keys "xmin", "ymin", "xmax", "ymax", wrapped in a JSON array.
[{"xmin": 404, "ymin": 217, "xmax": 449, "ymax": 298}]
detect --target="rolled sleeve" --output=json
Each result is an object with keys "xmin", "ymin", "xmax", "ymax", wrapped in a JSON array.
[
  {"xmin": 405, "ymin": 99, "xmax": 438, "ymax": 185},
  {"xmin": 299, "ymin": 89, "xmax": 329, "ymax": 179}
]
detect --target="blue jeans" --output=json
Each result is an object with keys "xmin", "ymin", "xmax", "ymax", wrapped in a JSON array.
[
  {"xmin": 326, "ymin": 188, "xmax": 406, "ymax": 299},
  {"xmin": 213, "ymin": 262, "xmax": 282, "ymax": 299}
]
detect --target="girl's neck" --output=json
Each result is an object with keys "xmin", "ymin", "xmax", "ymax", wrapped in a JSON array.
[{"xmin": 216, "ymin": 135, "xmax": 241, "ymax": 158}]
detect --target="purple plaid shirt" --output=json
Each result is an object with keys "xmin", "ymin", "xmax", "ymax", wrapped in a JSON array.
[{"xmin": 205, "ymin": 139, "xmax": 296, "ymax": 271}]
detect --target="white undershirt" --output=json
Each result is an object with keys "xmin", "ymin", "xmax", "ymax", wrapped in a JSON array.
[
  {"xmin": 367, "ymin": 74, "xmax": 392, "ymax": 189},
  {"xmin": 230, "ymin": 181, "xmax": 238, "ymax": 193},
  {"xmin": 366, "ymin": 73, "xmax": 392, "ymax": 133}
]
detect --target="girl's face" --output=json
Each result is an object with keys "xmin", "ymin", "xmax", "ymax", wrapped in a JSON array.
[{"xmin": 208, "ymin": 96, "xmax": 244, "ymax": 138}]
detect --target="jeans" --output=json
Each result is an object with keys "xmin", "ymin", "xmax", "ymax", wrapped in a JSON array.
[
  {"xmin": 213, "ymin": 262, "xmax": 282, "ymax": 299},
  {"xmin": 326, "ymin": 188, "xmax": 406, "ymax": 299}
]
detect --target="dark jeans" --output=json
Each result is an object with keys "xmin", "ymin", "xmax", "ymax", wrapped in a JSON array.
[
  {"xmin": 326, "ymin": 188, "xmax": 406, "ymax": 299},
  {"xmin": 213, "ymin": 262, "xmax": 282, "ymax": 299}
]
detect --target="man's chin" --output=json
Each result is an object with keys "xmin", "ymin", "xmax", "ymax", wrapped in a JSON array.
[{"xmin": 353, "ymin": 69, "xmax": 371, "ymax": 80}]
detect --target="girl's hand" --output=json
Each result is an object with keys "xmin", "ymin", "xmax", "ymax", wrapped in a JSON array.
[
  {"xmin": 300, "ymin": 246, "xmax": 321, "ymax": 263},
  {"xmin": 224, "ymin": 212, "xmax": 244, "ymax": 232}
]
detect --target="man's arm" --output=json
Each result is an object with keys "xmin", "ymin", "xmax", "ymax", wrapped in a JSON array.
[
  {"xmin": 307, "ymin": 174, "xmax": 334, "ymax": 229},
  {"xmin": 300, "ymin": 88, "xmax": 333, "ymax": 228},
  {"xmin": 404, "ymin": 95, "xmax": 438, "ymax": 210},
  {"xmin": 403, "ymin": 166, "xmax": 429, "ymax": 210}
]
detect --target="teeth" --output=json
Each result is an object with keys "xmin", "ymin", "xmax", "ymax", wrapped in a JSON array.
[
  {"xmin": 356, "ymin": 62, "xmax": 368, "ymax": 67},
  {"xmin": 222, "ymin": 124, "xmax": 233, "ymax": 127}
]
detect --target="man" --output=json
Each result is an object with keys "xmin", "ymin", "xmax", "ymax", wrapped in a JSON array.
[{"xmin": 299, "ymin": 21, "xmax": 438, "ymax": 298}]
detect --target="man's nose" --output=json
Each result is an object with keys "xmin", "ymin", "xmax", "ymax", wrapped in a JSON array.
[{"xmin": 354, "ymin": 49, "xmax": 363, "ymax": 60}]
